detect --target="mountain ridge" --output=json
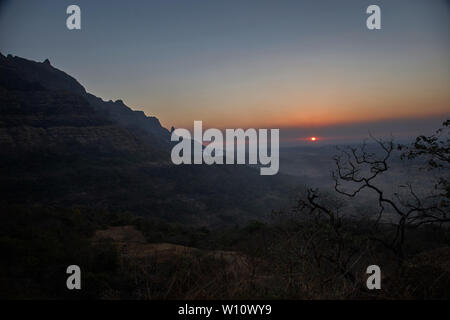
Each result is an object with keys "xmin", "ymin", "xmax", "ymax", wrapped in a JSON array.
[
  {"xmin": 0, "ymin": 53, "xmax": 300, "ymax": 227},
  {"xmin": 0, "ymin": 53, "xmax": 170, "ymax": 152}
]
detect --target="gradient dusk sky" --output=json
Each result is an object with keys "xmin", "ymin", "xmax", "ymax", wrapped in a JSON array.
[{"xmin": 0, "ymin": 0, "xmax": 449, "ymax": 143}]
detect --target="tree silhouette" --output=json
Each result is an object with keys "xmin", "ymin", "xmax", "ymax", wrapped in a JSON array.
[{"xmin": 298, "ymin": 120, "xmax": 449, "ymax": 261}]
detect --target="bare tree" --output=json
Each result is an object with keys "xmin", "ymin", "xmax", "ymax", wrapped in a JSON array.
[
  {"xmin": 274, "ymin": 121, "xmax": 450, "ymax": 297},
  {"xmin": 399, "ymin": 120, "xmax": 449, "ymax": 202},
  {"xmin": 296, "ymin": 189, "xmax": 366, "ymax": 284},
  {"xmin": 329, "ymin": 127, "xmax": 448, "ymax": 259}
]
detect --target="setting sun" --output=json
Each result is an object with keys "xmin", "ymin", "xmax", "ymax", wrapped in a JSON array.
[{"xmin": 310, "ymin": 137, "xmax": 317, "ymax": 141}]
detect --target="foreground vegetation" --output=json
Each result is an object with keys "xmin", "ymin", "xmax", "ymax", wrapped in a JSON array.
[
  {"xmin": 1, "ymin": 121, "xmax": 448, "ymax": 299},
  {"xmin": 1, "ymin": 204, "xmax": 449, "ymax": 299}
]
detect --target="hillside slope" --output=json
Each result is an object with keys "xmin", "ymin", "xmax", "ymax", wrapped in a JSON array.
[{"xmin": 0, "ymin": 53, "xmax": 297, "ymax": 226}]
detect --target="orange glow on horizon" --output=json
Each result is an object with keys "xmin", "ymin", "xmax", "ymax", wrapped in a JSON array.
[{"xmin": 310, "ymin": 137, "xmax": 317, "ymax": 141}]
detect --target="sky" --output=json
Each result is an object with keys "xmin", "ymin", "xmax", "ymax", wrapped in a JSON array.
[{"xmin": 0, "ymin": 0, "xmax": 449, "ymax": 144}]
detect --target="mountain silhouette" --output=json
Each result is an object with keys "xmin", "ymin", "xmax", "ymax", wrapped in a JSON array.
[
  {"xmin": 0, "ymin": 53, "xmax": 295, "ymax": 226},
  {"xmin": 0, "ymin": 53, "xmax": 170, "ymax": 153}
]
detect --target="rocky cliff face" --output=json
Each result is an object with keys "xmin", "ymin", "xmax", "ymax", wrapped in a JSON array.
[
  {"xmin": 0, "ymin": 53, "xmax": 169, "ymax": 157},
  {"xmin": 85, "ymin": 94, "xmax": 170, "ymax": 150},
  {"xmin": 0, "ymin": 54, "xmax": 86, "ymax": 95},
  {"xmin": 0, "ymin": 52, "xmax": 294, "ymax": 226}
]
